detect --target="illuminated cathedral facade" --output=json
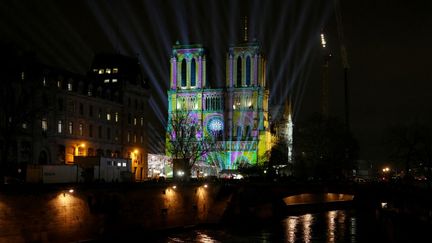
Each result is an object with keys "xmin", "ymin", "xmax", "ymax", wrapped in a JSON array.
[{"xmin": 166, "ymin": 40, "xmax": 272, "ymax": 170}]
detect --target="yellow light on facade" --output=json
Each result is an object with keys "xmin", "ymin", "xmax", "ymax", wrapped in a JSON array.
[
  {"xmin": 80, "ymin": 143, "xmax": 85, "ymax": 148},
  {"xmin": 134, "ymin": 149, "xmax": 139, "ymax": 154}
]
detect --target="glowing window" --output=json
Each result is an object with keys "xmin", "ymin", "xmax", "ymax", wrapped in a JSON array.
[
  {"xmin": 106, "ymin": 68, "xmax": 111, "ymax": 74},
  {"xmin": 134, "ymin": 117, "xmax": 137, "ymax": 125},
  {"xmin": 57, "ymin": 120, "xmax": 62, "ymax": 133},
  {"xmin": 107, "ymin": 113, "xmax": 111, "ymax": 121},
  {"xmin": 140, "ymin": 117, "xmax": 143, "ymax": 126},
  {"xmin": 21, "ymin": 72, "xmax": 25, "ymax": 80},
  {"xmin": 98, "ymin": 69, "xmax": 104, "ymax": 74},
  {"xmin": 68, "ymin": 122, "xmax": 73, "ymax": 134},
  {"xmin": 104, "ymin": 79, "xmax": 110, "ymax": 83},
  {"xmin": 67, "ymin": 82, "xmax": 72, "ymax": 91},
  {"xmin": 93, "ymin": 69, "xmax": 98, "ymax": 73},
  {"xmin": 42, "ymin": 77, "xmax": 46, "ymax": 86},
  {"xmin": 207, "ymin": 118, "xmax": 223, "ymax": 135},
  {"xmin": 22, "ymin": 123, "xmax": 27, "ymax": 129},
  {"xmin": 57, "ymin": 80, "xmax": 61, "ymax": 88},
  {"xmin": 122, "ymin": 162, "xmax": 127, "ymax": 167},
  {"xmin": 113, "ymin": 68, "xmax": 118, "ymax": 73},
  {"xmin": 42, "ymin": 118, "xmax": 48, "ymax": 131},
  {"xmin": 115, "ymin": 112, "xmax": 119, "ymax": 122},
  {"xmin": 79, "ymin": 123, "xmax": 83, "ymax": 136},
  {"xmin": 117, "ymin": 162, "xmax": 121, "ymax": 167},
  {"xmin": 112, "ymin": 79, "xmax": 118, "ymax": 83}
]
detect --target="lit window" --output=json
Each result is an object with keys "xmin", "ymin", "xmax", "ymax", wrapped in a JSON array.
[
  {"xmin": 21, "ymin": 72, "xmax": 25, "ymax": 80},
  {"xmin": 115, "ymin": 112, "xmax": 119, "ymax": 122},
  {"xmin": 134, "ymin": 118, "xmax": 137, "ymax": 125},
  {"xmin": 127, "ymin": 132, "xmax": 130, "ymax": 143},
  {"xmin": 42, "ymin": 118, "xmax": 48, "ymax": 131},
  {"xmin": 140, "ymin": 135, "xmax": 143, "ymax": 144},
  {"xmin": 112, "ymin": 79, "xmax": 118, "ymax": 83},
  {"xmin": 98, "ymin": 69, "xmax": 104, "ymax": 74},
  {"xmin": 122, "ymin": 162, "xmax": 126, "ymax": 167},
  {"xmin": 68, "ymin": 122, "xmax": 73, "ymax": 134},
  {"xmin": 79, "ymin": 123, "xmax": 83, "ymax": 136},
  {"xmin": 104, "ymin": 79, "xmax": 110, "ymax": 83},
  {"xmin": 22, "ymin": 123, "xmax": 27, "ymax": 129},
  {"xmin": 67, "ymin": 82, "xmax": 72, "ymax": 91},
  {"xmin": 113, "ymin": 68, "xmax": 118, "ymax": 73},
  {"xmin": 93, "ymin": 69, "xmax": 98, "ymax": 73},
  {"xmin": 106, "ymin": 68, "xmax": 111, "ymax": 74},
  {"xmin": 133, "ymin": 134, "xmax": 137, "ymax": 143},
  {"xmin": 57, "ymin": 120, "xmax": 62, "ymax": 133},
  {"xmin": 117, "ymin": 162, "xmax": 121, "ymax": 167},
  {"xmin": 42, "ymin": 77, "xmax": 46, "ymax": 86},
  {"xmin": 107, "ymin": 113, "xmax": 111, "ymax": 121},
  {"xmin": 140, "ymin": 117, "xmax": 144, "ymax": 126},
  {"xmin": 57, "ymin": 80, "xmax": 61, "ymax": 88}
]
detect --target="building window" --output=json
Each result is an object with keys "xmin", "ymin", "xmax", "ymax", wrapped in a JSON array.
[
  {"xmin": 57, "ymin": 120, "xmax": 62, "ymax": 133},
  {"xmin": 89, "ymin": 105, "xmax": 93, "ymax": 117},
  {"xmin": 112, "ymin": 79, "xmax": 118, "ymax": 83},
  {"xmin": 98, "ymin": 126, "xmax": 102, "ymax": 138},
  {"xmin": 79, "ymin": 103, "xmax": 84, "ymax": 115},
  {"xmin": 67, "ymin": 82, "xmax": 72, "ymax": 91},
  {"xmin": 68, "ymin": 122, "xmax": 73, "ymax": 134},
  {"xmin": 42, "ymin": 118, "xmax": 48, "ymax": 131},
  {"xmin": 98, "ymin": 69, "xmax": 104, "ymax": 74},
  {"xmin": 57, "ymin": 80, "xmax": 61, "ymax": 88},
  {"xmin": 43, "ymin": 77, "xmax": 46, "ymax": 86},
  {"xmin": 237, "ymin": 56, "xmax": 242, "ymax": 87},
  {"xmin": 106, "ymin": 68, "xmax": 111, "ymax": 74},
  {"xmin": 58, "ymin": 98, "xmax": 64, "ymax": 111},
  {"xmin": 133, "ymin": 134, "xmax": 137, "ymax": 143},
  {"xmin": 140, "ymin": 117, "xmax": 144, "ymax": 126},
  {"xmin": 79, "ymin": 123, "xmax": 83, "ymax": 136},
  {"xmin": 113, "ymin": 68, "xmax": 118, "ymax": 73},
  {"xmin": 21, "ymin": 72, "xmax": 25, "ymax": 80},
  {"xmin": 89, "ymin": 124, "xmax": 93, "ymax": 137},
  {"xmin": 98, "ymin": 108, "xmax": 102, "ymax": 119},
  {"xmin": 127, "ymin": 132, "xmax": 130, "ymax": 143},
  {"xmin": 107, "ymin": 112, "xmax": 111, "ymax": 121},
  {"xmin": 140, "ymin": 135, "xmax": 143, "ymax": 144},
  {"xmin": 181, "ymin": 59, "xmax": 187, "ymax": 87},
  {"xmin": 104, "ymin": 79, "xmax": 110, "ymax": 83},
  {"xmin": 191, "ymin": 58, "xmax": 196, "ymax": 86},
  {"xmin": 134, "ymin": 117, "xmax": 137, "ymax": 126},
  {"xmin": 128, "ymin": 113, "xmax": 132, "ymax": 124},
  {"xmin": 22, "ymin": 123, "xmax": 27, "ymax": 129},
  {"xmin": 115, "ymin": 112, "xmax": 119, "ymax": 122},
  {"xmin": 128, "ymin": 98, "xmax": 131, "ymax": 107},
  {"xmin": 107, "ymin": 127, "xmax": 111, "ymax": 139},
  {"xmin": 236, "ymin": 126, "xmax": 242, "ymax": 138},
  {"xmin": 246, "ymin": 56, "xmax": 251, "ymax": 86}
]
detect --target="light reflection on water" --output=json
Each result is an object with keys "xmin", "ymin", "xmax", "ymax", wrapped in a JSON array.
[
  {"xmin": 156, "ymin": 209, "xmax": 429, "ymax": 243},
  {"xmin": 161, "ymin": 210, "xmax": 357, "ymax": 243}
]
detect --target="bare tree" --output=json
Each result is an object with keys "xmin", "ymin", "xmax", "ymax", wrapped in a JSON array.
[{"xmin": 166, "ymin": 111, "xmax": 218, "ymax": 179}]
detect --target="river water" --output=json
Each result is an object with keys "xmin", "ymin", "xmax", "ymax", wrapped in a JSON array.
[{"xmin": 146, "ymin": 209, "xmax": 430, "ymax": 243}]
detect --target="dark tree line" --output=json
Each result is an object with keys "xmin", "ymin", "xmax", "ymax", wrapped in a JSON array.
[{"xmin": 292, "ymin": 113, "xmax": 358, "ymax": 180}]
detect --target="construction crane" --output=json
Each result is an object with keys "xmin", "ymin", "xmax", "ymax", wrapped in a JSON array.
[{"xmin": 333, "ymin": 0, "xmax": 350, "ymax": 131}]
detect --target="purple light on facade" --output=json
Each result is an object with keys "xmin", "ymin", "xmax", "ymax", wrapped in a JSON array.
[{"xmin": 172, "ymin": 58, "xmax": 177, "ymax": 89}]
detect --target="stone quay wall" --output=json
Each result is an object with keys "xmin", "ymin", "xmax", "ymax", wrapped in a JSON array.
[{"xmin": 0, "ymin": 182, "xmax": 232, "ymax": 242}]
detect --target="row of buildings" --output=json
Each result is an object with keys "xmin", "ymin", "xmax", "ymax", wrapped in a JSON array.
[{"xmin": 0, "ymin": 47, "xmax": 151, "ymax": 181}]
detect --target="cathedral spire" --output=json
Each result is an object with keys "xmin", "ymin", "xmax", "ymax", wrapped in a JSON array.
[{"xmin": 243, "ymin": 16, "xmax": 248, "ymax": 42}]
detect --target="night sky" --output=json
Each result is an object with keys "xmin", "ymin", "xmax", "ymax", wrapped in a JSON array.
[{"xmin": 1, "ymin": 0, "xmax": 431, "ymax": 159}]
